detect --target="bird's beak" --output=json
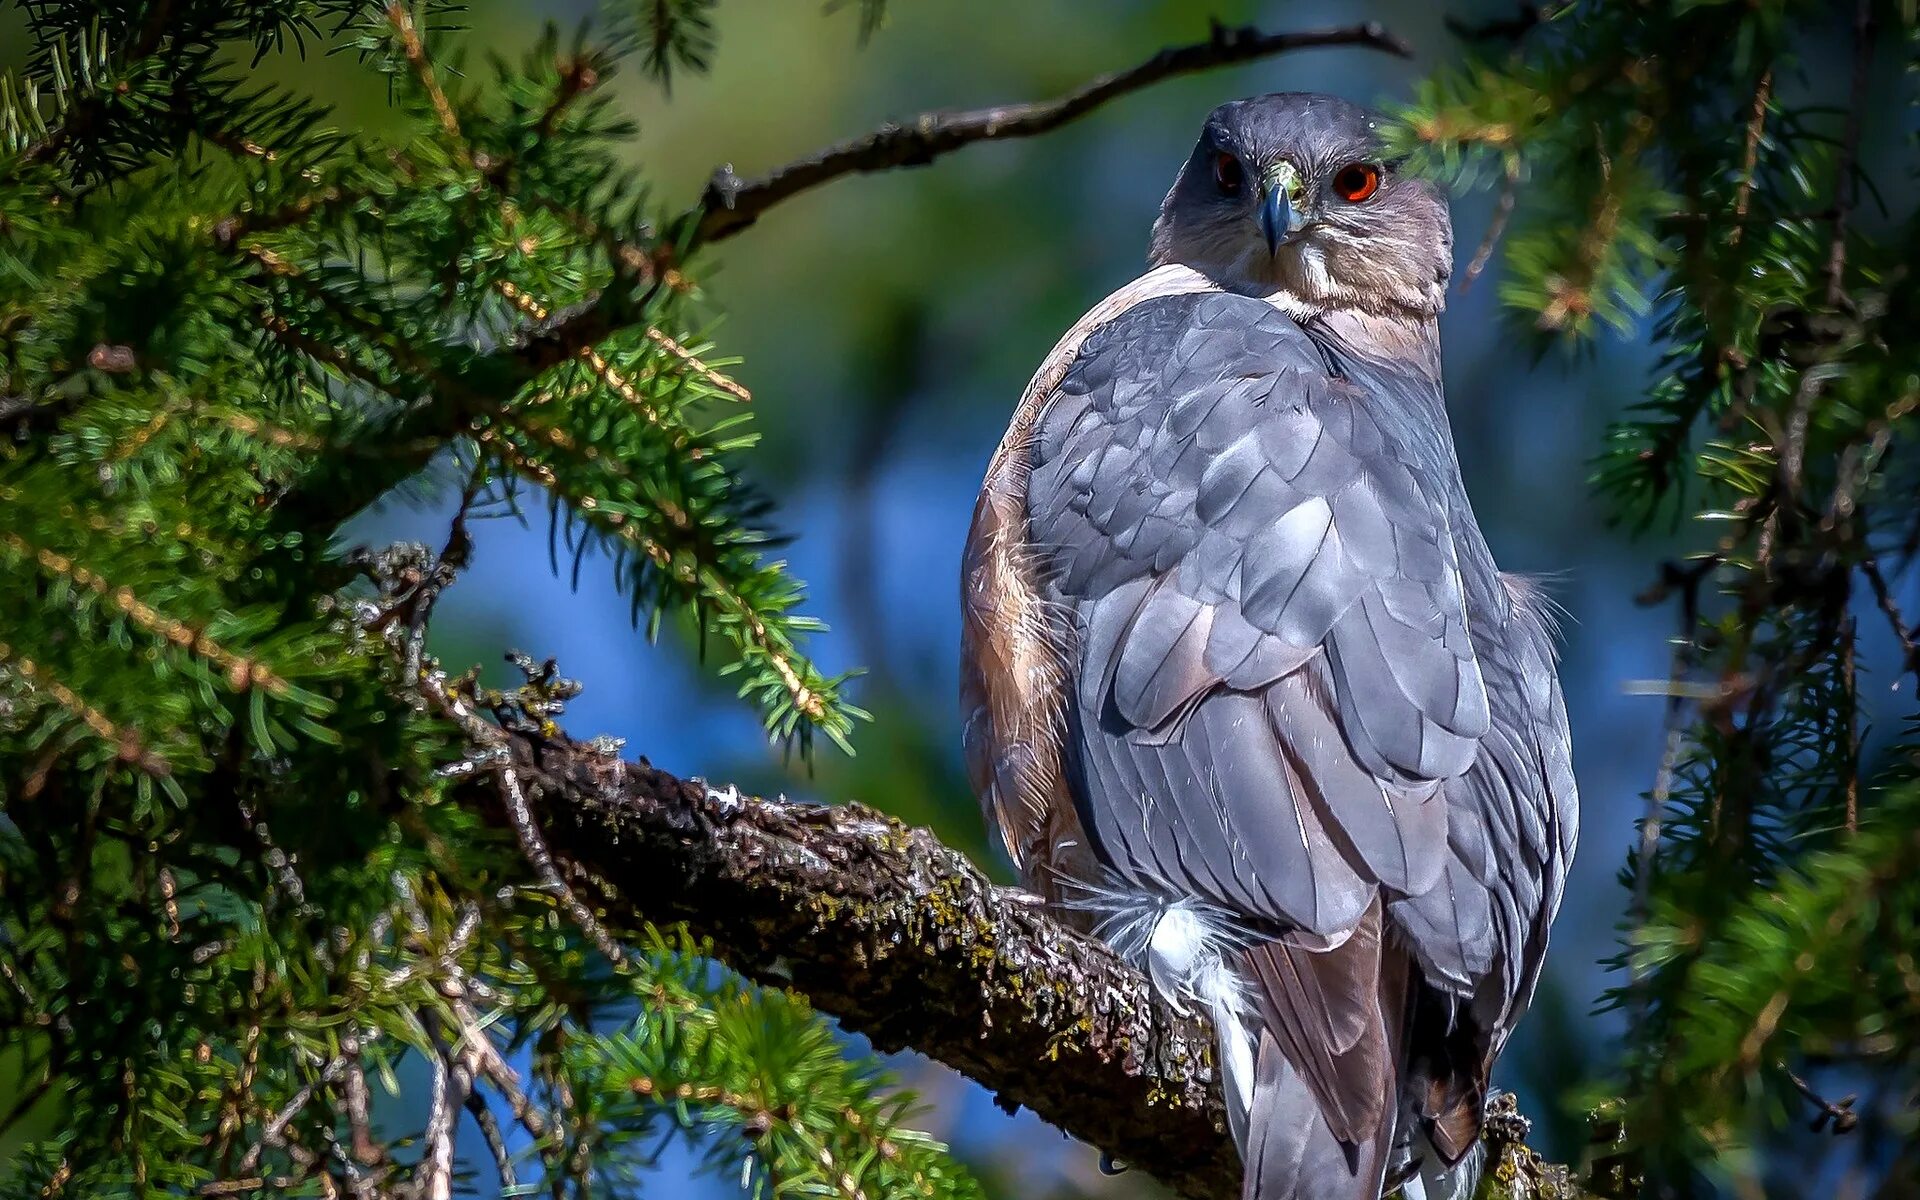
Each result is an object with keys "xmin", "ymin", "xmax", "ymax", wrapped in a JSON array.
[{"xmin": 1258, "ymin": 161, "xmax": 1305, "ymax": 256}]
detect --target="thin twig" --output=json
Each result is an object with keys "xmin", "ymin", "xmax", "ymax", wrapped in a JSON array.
[
  {"xmin": 1764, "ymin": 364, "xmax": 1833, "ymax": 565},
  {"xmin": 339, "ymin": 1030, "xmax": 385, "ymax": 1170},
  {"xmin": 466, "ymin": 1090, "xmax": 517, "ymax": 1193},
  {"xmin": 235, "ymin": 1056, "xmax": 350, "ymax": 1175},
  {"xmin": 386, "ymin": 3, "xmax": 468, "ymax": 161},
  {"xmin": 1627, "ymin": 558, "xmax": 1715, "ymax": 1012},
  {"xmin": 0, "ymin": 1069, "xmax": 53, "ymax": 1140},
  {"xmin": 1729, "ymin": 69, "xmax": 1773, "ymax": 246},
  {"xmin": 693, "ymin": 20, "xmax": 1412, "ymax": 241},
  {"xmin": 318, "ymin": 1125, "xmax": 380, "ymax": 1200},
  {"xmin": 453, "ymin": 997, "xmax": 547, "ymax": 1139},
  {"xmin": 500, "ymin": 766, "xmax": 628, "ymax": 966},
  {"xmin": 415, "ymin": 1016, "xmax": 466, "ymax": 1200},
  {"xmin": 645, "ymin": 328, "xmax": 752, "ymax": 403},
  {"xmin": 1635, "ymin": 725, "xmax": 1685, "ymax": 922},
  {"xmin": 494, "ymin": 279, "xmax": 750, "ymax": 405},
  {"xmin": 1861, "ymin": 553, "xmax": 1920, "ymax": 682},
  {"xmin": 1460, "ymin": 151, "xmax": 1521, "ymax": 291},
  {"xmin": 1825, "ymin": 0, "xmax": 1874, "ymax": 306},
  {"xmin": 415, "ymin": 469, "xmax": 481, "ymax": 683},
  {"xmin": 1786, "ymin": 1065, "xmax": 1860, "ymax": 1134},
  {"xmin": 236, "ymin": 796, "xmax": 310, "ymax": 913}
]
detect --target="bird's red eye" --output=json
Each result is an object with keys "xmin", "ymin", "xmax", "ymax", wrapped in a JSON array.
[
  {"xmin": 1212, "ymin": 151, "xmax": 1244, "ymax": 196},
  {"xmin": 1332, "ymin": 162, "xmax": 1382, "ymax": 203}
]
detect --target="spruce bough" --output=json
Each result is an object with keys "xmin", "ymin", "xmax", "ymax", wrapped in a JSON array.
[{"xmin": 2, "ymin": 2, "xmax": 1917, "ymax": 1197}]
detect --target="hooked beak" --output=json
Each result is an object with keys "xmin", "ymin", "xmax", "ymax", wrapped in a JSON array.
[{"xmin": 1258, "ymin": 161, "xmax": 1305, "ymax": 255}]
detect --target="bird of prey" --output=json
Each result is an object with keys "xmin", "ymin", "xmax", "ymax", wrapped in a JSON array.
[{"xmin": 960, "ymin": 93, "xmax": 1577, "ymax": 1200}]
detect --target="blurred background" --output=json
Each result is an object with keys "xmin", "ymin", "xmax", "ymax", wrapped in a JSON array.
[{"xmin": 8, "ymin": 0, "xmax": 1910, "ymax": 1195}]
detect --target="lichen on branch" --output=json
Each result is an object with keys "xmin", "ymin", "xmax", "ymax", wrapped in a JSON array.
[{"xmin": 434, "ymin": 659, "xmax": 1598, "ymax": 1200}]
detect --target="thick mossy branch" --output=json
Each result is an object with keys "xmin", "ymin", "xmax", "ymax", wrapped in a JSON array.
[{"xmin": 461, "ymin": 723, "xmax": 1592, "ymax": 1200}]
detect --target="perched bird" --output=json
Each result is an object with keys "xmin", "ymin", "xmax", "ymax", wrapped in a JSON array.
[{"xmin": 960, "ymin": 93, "xmax": 1577, "ymax": 1200}]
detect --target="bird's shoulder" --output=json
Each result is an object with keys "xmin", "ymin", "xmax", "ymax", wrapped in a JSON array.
[
  {"xmin": 1033, "ymin": 289, "xmax": 1444, "ymax": 496},
  {"xmin": 1028, "ymin": 289, "xmax": 1456, "ymax": 617},
  {"xmin": 1057, "ymin": 290, "xmax": 1347, "ymax": 412}
]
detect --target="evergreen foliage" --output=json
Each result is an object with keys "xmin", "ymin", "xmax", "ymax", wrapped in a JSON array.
[
  {"xmin": 0, "ymin": 2, "xmax": 941, "ymax": 1195},
  {"xmin": 2, "ymin": 0, "xmax": 1919, "ymax": 1197},
  {"xmin": 1395, "ymin": 2, "xmax": 1920, "ymax": 1193}
]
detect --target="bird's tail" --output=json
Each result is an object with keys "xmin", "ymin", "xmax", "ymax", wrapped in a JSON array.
[
  {"xmin": 1228, "ymin": 901, "xmax": 1409, "ymax": 1200},
  {"xmin": 1239, "ymin": 1031, "xmax": 1397, "ymax": 1200}
]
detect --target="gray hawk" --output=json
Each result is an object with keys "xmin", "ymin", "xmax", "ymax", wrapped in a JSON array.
[{"xmin": 959, "ymin": 92, "xmax": 1577, "ymax": 1200}]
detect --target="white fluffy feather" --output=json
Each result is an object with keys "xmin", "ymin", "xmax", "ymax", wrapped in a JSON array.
[{"xmin": 1062, "ymin": 876, "xmax": 1262, "ymax": 1137}]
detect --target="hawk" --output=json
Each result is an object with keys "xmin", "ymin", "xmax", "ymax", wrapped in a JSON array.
[{"xmin": 960, "ymin": 93, "xmax": 1577, "ymax": 1200}]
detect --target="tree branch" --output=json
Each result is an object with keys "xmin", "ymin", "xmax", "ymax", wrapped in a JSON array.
[
  {"xmin": 451, "ymin": 720, "xmax": 1592, "ymax": 1200},
  {"xmin": 692, "ymin": 20, "xmax": 1413, "ymax": 242}
]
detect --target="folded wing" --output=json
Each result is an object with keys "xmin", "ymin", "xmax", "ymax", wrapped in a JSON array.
[{"xmin": 1028, "ymin": 292, "xmax": 1491, "ymax": 939}]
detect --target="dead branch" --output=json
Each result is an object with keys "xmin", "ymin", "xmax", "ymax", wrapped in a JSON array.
[{"xmin": 693, "ymin": 20, "xmax": 1412, "ymax": 242}]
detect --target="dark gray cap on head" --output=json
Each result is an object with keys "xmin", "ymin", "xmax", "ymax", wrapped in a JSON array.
[{"xmin": 1150, "ymin": 92, "xmax": 1453, "ymax": 316}]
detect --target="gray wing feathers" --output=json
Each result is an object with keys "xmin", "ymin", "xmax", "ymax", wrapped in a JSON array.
[
  {"xmin": 1031, "ymin": 292, "xmax": 1493, "ymax": 937},
  {"xmin": 1069, "ymin": 620, "xmax": 1374, "ymax": 929},
  {"xmin": 1389, "ymin": 575, "xmax": 1574, "ymax": 1013},
  {"xmin": 1025, "ymin": 289, "xmax": 1578, "ymax": 1195}
]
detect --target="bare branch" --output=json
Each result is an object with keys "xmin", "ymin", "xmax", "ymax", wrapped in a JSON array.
[
  {"xmin": 499, "ymin": 764, "xmax": 628, "ymax": 967},
  {"xmin": 466, "ymin": 1090, "xmax": 517, "ymax": 1194},
  {"xmin": 416, "ymin": 1014, "xmax": 467, "ymax": 1200},
  {"xmin": 1825, "ymin": 0, "xmax": 1874, "ymax": 306},
  {"xmin": 1786, "ymin": 1065, "xmax": 1860, "ymax": 1135},
  {"xmin": 693, "ymin": 20, "xmax": 1413, "ymax": 242},
  {"xmin": 1460, "ymin": 151, "xmax": 1521, "ymax": 291},
  {"xmin": 235, "ymin": 1056, "xmax": 351, "ymax": 1176},
  {"xmin": 1861, "ymin": 553, "xmax": 1920, "ymax": 681},
  {"xmin": 1729, "ymin": 69, "xmax": 1773, "ymax": 246}
]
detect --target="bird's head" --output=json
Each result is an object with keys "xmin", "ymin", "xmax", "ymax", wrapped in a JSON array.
[{"xmin": 1149, "ymin": 93, "xmax": 1452, "ymax": 319}]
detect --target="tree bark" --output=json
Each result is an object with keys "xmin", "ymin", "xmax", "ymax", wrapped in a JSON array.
[{"xmin": 473, "ymin": 724, "xmax": 1592, "ymax": 1200}]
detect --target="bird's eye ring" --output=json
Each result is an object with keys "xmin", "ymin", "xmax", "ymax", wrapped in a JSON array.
[
  {"xmin": 1332, "ymin": 162, "xmax": 1382, "ymax": 203},
  {"xmin": 1212, "ymin": 151, "xmax": 1244, "ymax": 196}
]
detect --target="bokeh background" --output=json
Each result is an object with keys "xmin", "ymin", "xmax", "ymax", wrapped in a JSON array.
[{"xmin": 7, "ymin": 0, "xmax": 1911, "ymax": 1195}]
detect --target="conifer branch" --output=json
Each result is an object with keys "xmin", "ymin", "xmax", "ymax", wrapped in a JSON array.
[
  {"xmin": 644, "ymin": 327, "xmax": 751, "ymax": 403},
  {"xmin": 385, "ymin": 3, "xmax": 467, "ymax": 161},
  {"xmin": 0, "ymin": 641, "xmax": 166, "ymax": 775},
  {"xmin": 7, "ymin": 4, "xmax": 1917, "ymax": 1193},
  {"xmin": 0, "ymin": 531, "xmax": 290, "ymax": 695}
]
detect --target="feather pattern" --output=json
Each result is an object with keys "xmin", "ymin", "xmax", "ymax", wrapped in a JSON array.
[{"xmin": 978, "ymin": 285, "xmax": 1575, "ymax": 1199}]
